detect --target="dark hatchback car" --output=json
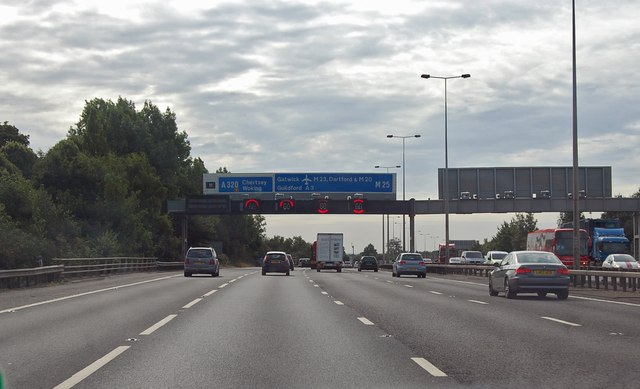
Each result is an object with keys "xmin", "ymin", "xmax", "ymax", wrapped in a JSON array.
[
  {"xmin": 489, "ymin": 251, "xmax": 570, "ymax": 300},
  {"xmin": 262, "ymin": 251, "xmax": 290, "ymax": 276},
  {"xmin": 358, "ymin": 256, "xmax": 378, "ymax": 272}
]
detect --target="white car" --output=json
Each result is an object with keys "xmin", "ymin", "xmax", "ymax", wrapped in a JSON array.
[
  {"xmin": 461, "ymin": 250, "xmax": 484, "ymax": 264},
  {"xmin": 601, "ymin": 254, "xmax": 639, "ymax": 270},
  {"xmin": 449, "ymin": 257, "xmax": 463, "ymax": 265}
]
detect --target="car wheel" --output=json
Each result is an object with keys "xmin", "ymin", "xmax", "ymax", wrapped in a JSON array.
[
  {"xmin": 262, "ymin": 270, "xmax": 266, "ymax": 276},
  {"xmin": 317, "ymin": 268, "xmax": 321, "ymax": 272},
  {"xmin": 537, "ymin": 291, "xmax": 547, "ymax": 298},
  {"xmin": 489, "ymin": 279, "xmax": 498, "ymax": 296},
  {"xmin": 184, "ymin": 272, "xmax": 192, "ymax": 277},
  {"xmin": 286, "ymin": 271, "xmax": 290, "ymax": 276},
  {"xmin": 397, "ymin": 272, "xmax": 401, "ymax": 278},
  {"xmin": 556, "ymin": 290, "xmax": 569, "ymax": 300},
  {"xmin": 374, "ymin": 269, "xmax": 378, "ymax": 272},
  {"xmin": 422, "ymin": 273, "xmax": 427, "ymax": 278},
  {"xmin": 358, "ymin": 268, "xmax": 361, "ymax": 272},
  {"xmin": 337, "ymin": 268, "xmax": 341, "ymax": 273},
  {"xmin": 504, "ymin": 279, "xmax": 516, "ymax": 299}
]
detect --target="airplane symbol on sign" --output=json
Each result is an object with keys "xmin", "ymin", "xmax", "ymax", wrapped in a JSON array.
[{"xmin": 302, "ymin": 175, "xmax": 312, "ymax": 186}]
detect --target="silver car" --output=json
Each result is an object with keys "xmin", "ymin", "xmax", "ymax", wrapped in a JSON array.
[
  {"xmin": 489, "ymin": 251, "xmax": 570, "ymax": 300},
  {"xmin": 184, "ymin": 247, "xmax": 219, "ymax": 277},
  {"xmin": 601, "ymin": 254, "xmax": 639, "ymax": 270}
]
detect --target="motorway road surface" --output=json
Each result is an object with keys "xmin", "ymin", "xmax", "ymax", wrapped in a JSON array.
[{"xmin": 1, "ymin": 268, "xmax": 639, "ymax": 388}]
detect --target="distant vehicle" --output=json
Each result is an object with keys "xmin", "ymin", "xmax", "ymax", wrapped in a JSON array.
[
  {"xmin": 561, "ymin": 218, "xmax": 630, "ymax": 265},
  {"xmin": 488, "ymin": 251, "xmax": 570, "ymax": 300},
  {"xmin": 527, "ymin": 228, "xmax": 589, "ymax": 268},
  {"xmin": 316, "ymin": 233, "xmax": 344, "ymax": 272},
  {"xmin": 601, "ymin": 254, "xmax": 639, "ymax": 270},
  {"xmin": 484, "ymin": 250, "xmax": 508, "ymax": 265},
  {"xmin": 286, "ymin": 253, "xmax": 294, "ymax": 271},
  {"xmin": 438, "ymin": 243, "xmax": 456, "ymax": 264},
  {"xmin": 392, "ymin": 253, "xmax": 428, "ymax": 278},
  {"xmin": 358, "ymin": 256, "xmax": 378, "ymax": 272},
  {"xmin": 461, "ymin": 251, "xmax": 484, "ymax": 265},
  {"xmin": 262, "ymin": 251, "xmax": 290, "ymax": 276},
  {"xmin": 184, "ymin": 247, "xmax": 219, "ymax": 277},
  {"xmin": 343, "ymin": 257, "xmax": 353, "ymax": 268},
  {"xmin": 298, "ymin": 258, "xmax": 311, "ymax": 267},
  {"xmin": 449, "ymin": 257, "xmax": 463, "ymax": 265}
]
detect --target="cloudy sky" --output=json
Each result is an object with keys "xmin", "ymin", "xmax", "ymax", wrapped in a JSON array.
[{"xmin": 1, "ymin": 0, "xmax": 639, "ymax": 254}]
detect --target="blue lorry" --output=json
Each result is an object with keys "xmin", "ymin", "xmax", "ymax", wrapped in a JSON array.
[{"xmin": 561, "ymin": 218, "xmax": 630, "ymax": 265}]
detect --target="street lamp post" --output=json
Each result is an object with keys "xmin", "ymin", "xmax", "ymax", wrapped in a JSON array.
[
  {"xmin": 386, "ymin": 134, "xmax": 421, "ymax": 252},
  {"xmin": 375, "ymin": 165, "xmax": 401, "ymax": 262},
  {"xmin": 420, "ymin": 73, "xmax": 470, "ymax": 263}
]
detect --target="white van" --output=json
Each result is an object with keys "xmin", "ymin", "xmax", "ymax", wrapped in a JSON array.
[{"xmin": 485, "ymin": 250, "xmax": 508, "ymax": 265}]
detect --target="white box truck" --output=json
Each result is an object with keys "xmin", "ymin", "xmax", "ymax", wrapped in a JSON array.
[{"xmin": 316, "ymin": 233, "xmax": 344, "ymax": 272}]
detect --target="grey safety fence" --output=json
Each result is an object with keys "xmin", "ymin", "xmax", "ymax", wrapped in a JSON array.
[
  {"xmin": 0, "ymin": 266, "xmax": 64, "ymax": 289},
  {"xmin": 381, "ymin": 264, "xmax": 640, "ymax": 292},
  {"xmin": 52, "ymin": 257, "xmax": 158, "ymax": 277}
]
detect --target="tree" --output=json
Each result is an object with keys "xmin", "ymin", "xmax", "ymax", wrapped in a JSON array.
[
  {"xmin": 362, "ymin": 243, "xmax": 377, "ymax": 256},
  {"xmin": 485, "ymin": 213, "xmax": 538, "ymax": 252},
  {"xmin": 387, "ymin": 238, "xmax": 402, "ymax": 260},
  {"xmin": 1, "ymin": 141, "xmax": 38, "ymax": 177},
  {"xmin": 0, "ymin": 121, "xmax": 30, "ymax": 147}
]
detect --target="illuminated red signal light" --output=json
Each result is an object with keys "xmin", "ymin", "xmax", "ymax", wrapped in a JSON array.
[
  {"xmin": 317, "ymin": 199, "xmax": 329, "ymax": 214},
  {"xmin": 353, "ymin": 198, "xmax": 365, "ymax": 214},
  {"xmin": 279, "ymin": 199, "xmax": 295, "ymax": 211},
  {"xmin": 244, "ymin": 199, "xmax": 260, "ymax": 212}
]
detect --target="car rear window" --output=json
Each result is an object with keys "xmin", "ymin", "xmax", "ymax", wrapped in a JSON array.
[
  {"xmin": 613, "ymin": 255, "xmax": 636, "ymax": 262},
  {"xmin": 465, "ymin": 252, "xmax": 483, "ymax": 258},
  {"xmin": 267, "ymin": 253, "xmax": 285, "ymax": 260},
  {"xmin": 402, "ymin": 254, "xmax": 422, "ymax": 261},
  {"xmin": 362, "ymin": 258, "xmax": 376, "ymax": 263},
  {"xmin": 187, "ymin": 249, "xmax": 213, "ymax": 259},
  {"xmin": 517, "ymin": 253, "xmax": 561, "ymax": 264}
]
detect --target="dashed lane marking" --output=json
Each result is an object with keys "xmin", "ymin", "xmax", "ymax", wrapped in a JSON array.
[
  {"xmin": 411, "ymin": 357, "xmax": 447, "ymax": 377},
  {"xmin": 53, "ymin": 346, "xmax": 130, "ymax": 389},
  {"xmin": 182, "ymin": 298, "xmax": 202, "ymax": 309},
  {"xmin": 541, "ymin": 316, "xmax": 582, "ymax": 327},
  {"xmin": 357, "ymin": 317, "xmax": 375, "ymax": 325},
  {"xmin": 140, "ymin": 314, "xmax": 178, "ymax": 335}
]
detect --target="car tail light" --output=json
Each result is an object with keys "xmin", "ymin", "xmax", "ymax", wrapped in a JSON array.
[
  {"xmin": 557, "ymin": 268, "xmax": 570, "ymax": 275},
  {"xmin": 209, "ymin": 259, "xmax": 215, "ymax": 265},
  {"xmin": 399, "ymin": 261, "xmax": 406, "ymax": 265},
  {"xmin": 184, "ymin": 257, "xmax": 189, "ymax": 265},
  {"xmin": 421, "ymin": 261, "xmax": 429, "ymax": 266},
  {"xmin": 515, "ymin": 267, "xmax": 532, "ymax": 274}
]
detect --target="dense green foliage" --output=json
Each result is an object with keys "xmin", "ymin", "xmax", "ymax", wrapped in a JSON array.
[
  {"xmin": 0, "ymin": 98, "xmax": 265, "ymax": 269},
  {"xmin": 476, "ymin": 213, "xmax": 538, "ymax": 253}
]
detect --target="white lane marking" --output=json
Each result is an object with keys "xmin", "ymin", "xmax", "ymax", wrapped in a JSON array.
[
  {"xmin": 334, "ymin": 301, "xmax": 344, "ymax": 305},
  {"xmin": 53, "ymin": 346, "xmax": 130, "ymax": 389},
  {"xmin": 541, "ymin": 316, "xmax": 582, "ymax": 327},
  {"xmin": 219, "ymin": 283, "xmax": 229, "ymax": 289},
  {"xmin": 374, "ymin": 277, "xmax": 379, "ymax": 280},
  {"xmin": 468, "ymin": 300, "xmax": 489, "ymax": 305},
  {"xmin": 411, "ymin": 357, "xmax": 447, "ymax": 377},
  {"xmin": 182, "ymin": 298, "xmax": 202, "ymax": 309},
  {"xmin": 430, "ymin": 291, "xmax": 443, "ymax": 295},
  {"xmin": 321, "ymin": 291, "xmax": 328, "ymax": 295},
  {"xmin": 203, "ymin": 289, "xmax": 218, "ymax": 297},
  {"xmin": 314, "ymin": 284, "xmax": 319, "ymax": 287},
  {"xmin": 0, "ymin": 275, "xmax": 180, "ymax": 314},
  {"xmin": 570, "ymin": 295, "xmax": 640, "ymax": 308},
  {"xmin": 229, "ymin": 279, "xmax": 237, "ymax": 283},
  {"xmin": 357, "ymin": 317, "xmax": 375, "ymax": 325},
  {"xmin": 386, "ymin": 280, "xmax": 394, "ymax": 284},
  {"xmin": 404, "ymin": 285, "xmax": 414, "ymax": 288},
  {"xmin": 140, "ymin": 314, "xmax": 178, "ymax": 335}
]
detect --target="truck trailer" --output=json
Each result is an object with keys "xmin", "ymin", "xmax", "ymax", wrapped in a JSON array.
[{"xmin": 315, "ymin": 233, "xmax": 344, "ymax": 272}]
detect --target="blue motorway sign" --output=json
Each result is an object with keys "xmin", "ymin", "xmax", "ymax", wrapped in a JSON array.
[{"xmin": 203, "ymin": 173, "xmax": 396, "ymax": 200}]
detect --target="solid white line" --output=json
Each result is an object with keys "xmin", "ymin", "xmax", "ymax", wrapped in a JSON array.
[
  {"xmin": 357, "ymin": 317, "xmax": 375, "ymax": 325},
  {"xmin": 570, "ymin": 295, "xmax": 640, "ymax": 307},
  {"xmin": 0, "ymin": 275, "xmax": 179, "ymax": 314},
  {"xmin": 203, "ymin": 289, "xmax": 218, "ymax": 297},
  {"xmin": 140, "ymin": 314, "xmax": 178, "ymax": 335},
  {"xmin": 541, "ymin": 316, "xmax": 582, "ymax": 327},
  {"xmin": 468, "ymin": 300, "xmax": 489, "ymax": 305},
  {"xmin": 334, "ymin": 301, "xmax": 344, "ymax": 305},
  {"xmin": 219, "ymin": 283, "xmax": 229, "ymax": 289},
  {"xmin": 411, "ymin": 357, "xmax": 447, "ymax": 377},
  {"xmin": 429, "ymin": 291, "xmax": 443, "ymax": 295},
  {"xmin": 404, "ymin": 285, "xmax": 414, "ymax": 288},
  {"xmin": 182, "ymin": 298, "xmax": 202, "ymax": 309},
  {"xmin": 53, "ymin": 346, "xmax": 130, "ymax": 389}
]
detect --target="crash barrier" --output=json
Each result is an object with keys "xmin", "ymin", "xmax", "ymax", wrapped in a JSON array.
[
  {"xmin": 0, "ymin": 265, "xmax": 64, "ymax": 289},
  {"xmin": 157, "ymin": 261, "xmax": 184, "ymax": 269},
  {"xmin": 52, "ymin": 257, "xmax": 158, "ymax": 277},
  {"xmin": 382, "ymin": 264, "xmax": 640, "ymax": 293}
]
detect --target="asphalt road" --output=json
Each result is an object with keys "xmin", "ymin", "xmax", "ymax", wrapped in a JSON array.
[{"xmin": 1, "ymin": 267, "xmax": 639, "ymax": 388}]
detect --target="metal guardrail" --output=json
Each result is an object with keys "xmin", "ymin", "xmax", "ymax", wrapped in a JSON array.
[
  {"xmin": 0, "ymin": 265, "xmax": 64, "ymax": 289},
  {"xmin": 52, "ymin": 257, "xmax": 158, "ymax": 277},
  {"xmin": 382, "ymin": 264, "xmax": 640, "ymax": 293}
]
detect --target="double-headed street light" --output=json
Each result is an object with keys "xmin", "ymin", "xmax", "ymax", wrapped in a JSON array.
[
  {"xmin": 420, "ymin": 73, "xmax": 470, "ymax": 263},
  {"xmin": 386, "ymin": 134, "xmax": 421, "ymax": 252},
  {"xmin": 375, "ymin": 165, "xmax": 401, "ymax": 262}
]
